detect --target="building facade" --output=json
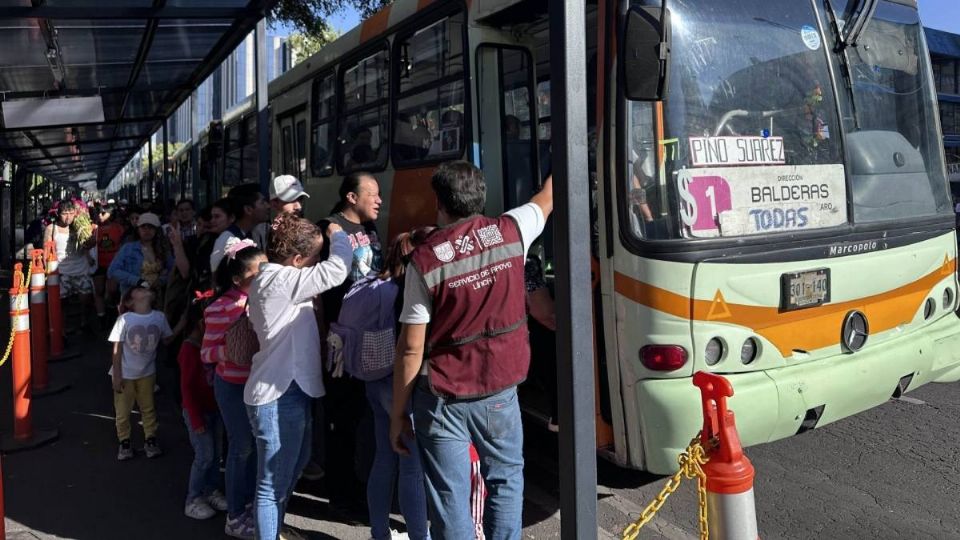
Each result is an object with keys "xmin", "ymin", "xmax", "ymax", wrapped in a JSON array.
[{"xmin": 927, "ymin": 27, "xmax": 960, "ymax": 183}]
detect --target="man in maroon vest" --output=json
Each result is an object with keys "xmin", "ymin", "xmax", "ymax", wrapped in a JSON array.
[{"xmin": 391, "ymin": 160, "xmax": 553, "ymax": 539}]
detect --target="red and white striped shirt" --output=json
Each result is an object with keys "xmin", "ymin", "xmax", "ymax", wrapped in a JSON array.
[{"xmin": 201, "ymin": 288, "xmax": 250, "ymax": 384}]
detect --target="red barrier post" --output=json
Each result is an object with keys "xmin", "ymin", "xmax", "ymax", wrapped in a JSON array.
[
  {"xmin": 692, "ymin": 371, "xmax": 759, "ymax": 540},
  {"xmin": 29, "ymin": 250, "xmax": 49, "ymax": 391}
]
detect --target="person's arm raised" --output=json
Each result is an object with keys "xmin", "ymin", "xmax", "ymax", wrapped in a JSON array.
[{"xmin": 530, "ymin": 174, "xmax": 554, "ymax": 220}]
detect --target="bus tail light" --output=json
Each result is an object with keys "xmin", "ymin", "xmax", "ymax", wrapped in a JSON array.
[{"xmin": 640, "ymin": 345, "xmax": 688, "ymax": 371}]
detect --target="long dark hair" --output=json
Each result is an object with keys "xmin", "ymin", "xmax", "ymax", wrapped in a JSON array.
[
  {"xmin": 138, "ymin": 222, "xmax": 169, "ymax": 264},
  {"xmin": 331, "ymin": 171, "xmax": 372, "ymax": 214},
  {"xmin": 378, "ymin": 226, "xmax": 435, "ymax": 281},
  {"xmin": 213, "ymin": 244, "xmax": 265, "ymax": 299}
]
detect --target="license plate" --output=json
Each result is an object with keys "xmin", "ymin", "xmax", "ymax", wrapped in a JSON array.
[{"xmin": 781, "ymin": 268, "xmax": 831, "ymax": 311}]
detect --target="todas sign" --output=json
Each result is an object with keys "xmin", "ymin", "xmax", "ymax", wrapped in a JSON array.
[{"xmin": 678, "ymin": 164, "xmax": 846, "ymax": 237}]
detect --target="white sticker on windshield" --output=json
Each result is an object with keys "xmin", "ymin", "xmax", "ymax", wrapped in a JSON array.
[
  {"xmin": 677, "ymin": 164, "xmax": 846, "ymax": 238},
  {"xmin": 689, "ymin": 136, "xmax": 785, "ymax": 167},
  {"xmin": 801, "ymin": 25, "xmax": 821, "ymax": 51}
]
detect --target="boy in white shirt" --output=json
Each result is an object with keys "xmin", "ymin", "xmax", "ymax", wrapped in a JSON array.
[{"xmin": 109, "ymin": 281, "xmax": 180, "ymax": 461}]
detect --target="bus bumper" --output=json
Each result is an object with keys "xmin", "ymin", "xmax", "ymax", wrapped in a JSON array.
[{"xmin": 636, "ymin": 314, "xmax": 960, "ymax": 474}]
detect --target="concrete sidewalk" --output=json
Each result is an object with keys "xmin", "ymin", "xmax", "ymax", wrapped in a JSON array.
[
  {"xmin": 0, "ymin": 333, "xmax": 376, "ymax": 539},
  {"xmin": 0, "ymin": 330, "xmax": 573, "ymax": 539}
]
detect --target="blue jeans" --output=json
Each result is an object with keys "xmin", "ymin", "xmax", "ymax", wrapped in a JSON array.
[
  {"xmin": 182, "ymin": 410, "xmax": 222, "ymax": 501},
  {"xmin": 215, "ymin": 374, "xmax": 257, "ymax": 518},
  {"xmin": 413, "ymin": 385, "xmax": 524, "ymax": 540},
  {"xmin": 366, "ymin": 375, "xmax": 430, "ymax": 540},
  {"xmin": 247, "ymin": 382, "xmax": 312, "ymax": 540}
]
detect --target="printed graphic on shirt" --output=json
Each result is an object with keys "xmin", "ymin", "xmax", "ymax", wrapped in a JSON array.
[
  {"xmin": 476, "ymin": 225, "xmax": 504, "ymax": 248},
  {"xmin": 127, "ymin": 323, "xmax": 162, "ymax": 354},
  {"xmin": 455, "ymin": 234, "xmax": 476, "ymax": 255},
  {"xmin": 434, "ymin": 241, "xmax": 455, "ymax": 262},
  {"xmin": 345, "ymin": 229, "xmax": 382, "ymax": 282}
]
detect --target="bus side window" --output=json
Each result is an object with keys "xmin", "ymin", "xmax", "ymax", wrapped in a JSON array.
[
  {"xmin": 393, "ymin": 11, "xmax": 467, "ymax": 167},
  {"xmin": 339, "ymin": 47, "xmax": 390, "ymax": 173},
  {"xmin": 311, "ymin": 72, "xmax": 336, "ymax": 177}
]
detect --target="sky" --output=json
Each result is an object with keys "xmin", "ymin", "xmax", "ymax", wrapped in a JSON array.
[{"xmin": 918, "ymin": 0, "xmax": 959, "ymax": 33}]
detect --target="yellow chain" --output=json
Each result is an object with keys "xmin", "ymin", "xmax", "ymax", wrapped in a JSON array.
[
  {"xmin": 0, "ymin": 261, "xmax": 34, "ymax": 368},
  {"xmin": 622, "ymin": 434, "xmax": 711, "ymax": 540}
]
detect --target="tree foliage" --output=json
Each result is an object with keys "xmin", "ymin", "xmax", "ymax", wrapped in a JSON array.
[
  {"xmin": 288, "ymin": 27, "xmax": 340, "ymax": 65},
  {"xmin": 140, "ymin": 142, "xmax": 185, "ymax": 171},
  {"xmin": 272, "ymin": 0, "xmax": 391, "ymax": 37}
]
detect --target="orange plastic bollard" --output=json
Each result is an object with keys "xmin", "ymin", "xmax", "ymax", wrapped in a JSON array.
[
  {"xmin": 692, "ymin": 371, "xmax": 759, "ymax": 540},
  {"xmin": 44, "ymin": 241, "xmax": 65, "ymax": 357},
  {"xmin": 29, "ymin": 250, "xmax": 49, "ymax": 391},
  {"xmin": 8, "ymin": 263, "xmax": 33, "ymax": 441},
  {"xmin": 0, "ymin": 263, "xmax": 58, "ymax": 453}
]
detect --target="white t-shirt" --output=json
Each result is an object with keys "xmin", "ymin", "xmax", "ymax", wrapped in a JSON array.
[
  {"xmin": 400, "ymin": 203, "xmax": 546, "ymax": 325},
  {"xmin": 107, "ymin": 310, "xmax": 173, "ymax": 379},
  {"xmin": 53, "ymin": 227, "xmax": 89, "ymax": 277}
]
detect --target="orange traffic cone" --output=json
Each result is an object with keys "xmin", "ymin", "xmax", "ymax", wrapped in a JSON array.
[
  {"xmin": 44, "ymin": 241, "xmax": 79, "ymax": 362},
  {"xmin": 0, "ymin": 262, "xmax": 58, "ymax": 452}
]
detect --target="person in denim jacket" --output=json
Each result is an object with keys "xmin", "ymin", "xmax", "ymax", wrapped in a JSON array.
[{"xmin": 109, "ymin": 212, "xmax": 174, "ymax": 301}]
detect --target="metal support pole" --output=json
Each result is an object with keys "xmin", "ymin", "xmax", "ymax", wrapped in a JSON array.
[
  {"xmin": 1, "ymin": 163, "xmax": 11, "ymax": 266},
  {"xmin": 254, "ymin": 18, "xmax": 270, "ymax": 194},
  {"xmin": 190, "ymin": 91, "xmax": 199, "ymax": 200},
  {"xmin": 549, "ymin": 1, "xmax": 597, "ymax": 538},
  {"xmin": 162, "ymin": 120, "xmax": 170, "ymax": 204},
  {"xmin": 148, "ymin": 135, "xmax": 154, "ymax": 203}
]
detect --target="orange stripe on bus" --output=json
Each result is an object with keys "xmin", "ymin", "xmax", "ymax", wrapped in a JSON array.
[
  {"xmin": 614, "ymin": 258, "xmax": 957, "ymax": 356},
  {"xmin": 417, "ymin": 0, "xmax": 435, "ymax": 9},
  {"xmin": 388, "ymin": 167, "xmax": 437, "ymax": 240},
  {"xmin": 360, "ymin": 6, "xmax": 392, "ymax": 44}
]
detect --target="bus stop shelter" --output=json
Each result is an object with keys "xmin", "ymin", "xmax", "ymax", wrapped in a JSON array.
[{"xmin": 0, "ymin": 0, "xmax": 279, "ymax": 266}]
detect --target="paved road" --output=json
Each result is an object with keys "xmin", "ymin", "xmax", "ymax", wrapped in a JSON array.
[
  {"xmin": 2, "ymin": 331, "xmax": 959, "ymax": 539},
  {"xmin": 520, "ymin": 380, "xmax": 960, "ymax": 539}
]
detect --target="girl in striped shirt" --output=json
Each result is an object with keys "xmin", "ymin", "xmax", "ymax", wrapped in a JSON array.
[{"xmin": 202, "ymin": 238, "xmax": 266, "ymax": 539}]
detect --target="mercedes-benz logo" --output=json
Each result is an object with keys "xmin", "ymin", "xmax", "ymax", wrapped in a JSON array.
[{"xmin": 841, "ymin": 311, "xmax": 869, "ymax": 353}]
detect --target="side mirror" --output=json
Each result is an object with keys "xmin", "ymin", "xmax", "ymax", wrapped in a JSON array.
[{"xmin": 622, "ymin": 7, "xmax": 671, "ymax": 101}]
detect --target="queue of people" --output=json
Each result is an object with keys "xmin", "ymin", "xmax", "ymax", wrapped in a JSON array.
[{"xmin": 89, "ymin": 160, "xmax": 553, "ymax": 540}]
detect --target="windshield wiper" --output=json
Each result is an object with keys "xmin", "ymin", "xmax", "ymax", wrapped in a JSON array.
[
  {"xmin": 822, "ymin": 0, "xmax": 863, "ymax": 128},
  {"xmin": 829, "ymin": 0, "xmax": 879, "ymax": 48}
]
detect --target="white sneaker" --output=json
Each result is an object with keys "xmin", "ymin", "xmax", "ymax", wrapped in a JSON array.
[
  {"xmin": 370, "ymin": 530, "xmax": 410, "ymax": 540},
  {"xmin": 207, "ymin": 489, "xmax": 228, "ymax": 512},
  {"xmin": 184, "ymin": 498, "xmax": 216, "ymax": 520}
]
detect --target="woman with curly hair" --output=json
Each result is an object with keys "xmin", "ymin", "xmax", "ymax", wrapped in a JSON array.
[{"xmin": 244, "ymin": 212, "xmax": 351, "ymax": 540}]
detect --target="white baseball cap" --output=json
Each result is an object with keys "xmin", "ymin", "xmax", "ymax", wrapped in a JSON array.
[
  {"xmin": 270, "ymin": 175, "xmax": 310, "ymax": 203},
  {"xmin": 138, "ymin": 212, "xmax": 161, "ymax": 228}
]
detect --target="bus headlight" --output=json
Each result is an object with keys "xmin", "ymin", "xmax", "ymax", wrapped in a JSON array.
[
  {"xmin": 924, "ymin": 298, "xmax": 936, "ymax": 320},
  {"xmin": 944, "ymin": 288, "xmax": 954, "ymax": 311},
  {"xmin": 705, "ymin": 338, "xmax": 724, "ymax": 366},
  {"xmin": 740, "ymin": 338, "xmax": 759, "ymax": 365}
]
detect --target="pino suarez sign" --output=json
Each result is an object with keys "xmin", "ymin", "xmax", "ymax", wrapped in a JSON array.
[{"xmin": 677, "ymin": 164, "xmax": 846, "ymax": 237}]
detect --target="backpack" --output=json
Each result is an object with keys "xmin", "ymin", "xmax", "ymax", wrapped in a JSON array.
[
  {"xmin": 327, "ymin": 277, "xmax": 398, "ymax": 381},
  {"xmin": 224, "ymin": 291, "xmax": 259, "ymax": 367}
]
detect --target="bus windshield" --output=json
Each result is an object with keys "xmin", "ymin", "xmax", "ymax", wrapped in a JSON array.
[
  {"xmin": 624, "ymin": 0, "xmax": 949, "ymax": 241},
  {"xmin": 829, "ymin": 0, "xmax": 950, "ymax": 223}
]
